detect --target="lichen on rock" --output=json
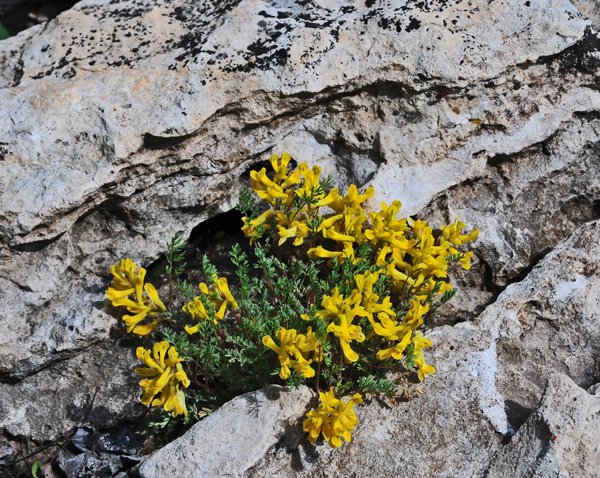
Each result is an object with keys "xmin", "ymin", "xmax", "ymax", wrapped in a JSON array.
[{"xmin": 1, "ymin": 0, "xmax": 600, "ymax": 476}]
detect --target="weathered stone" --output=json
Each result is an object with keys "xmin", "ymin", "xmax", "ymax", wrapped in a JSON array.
[
  {"xmin": 572, "ymin": 0, "xmax": 600, "ymax": 30},
  {"xmin": 71, "ymin": 427, "xmax": 144, "ymax": 457},
  {"xmin": 0, "ymin": 0, "xmax": 596, "ymax": 384},
  {"xmin": 485, "ymin": 374, "xmax": 600, "ymax": 478},
  {"xmin": 0, "ymin": 341, "xmax": 146, "ymax": 443},
  {"xmin": 421, "ymin": 110, "xmax": 600, "ymax": 323},
  {"xmin": 1, "ymin": 0, "xmax": 600, "ymax": 472},
  {"xmin": 57, "ymin": 448, "xmax": 126, "ymax": 478},
  {"xmin": 139, "ymin": 385, "xmax": 314, "ymax": 478}
]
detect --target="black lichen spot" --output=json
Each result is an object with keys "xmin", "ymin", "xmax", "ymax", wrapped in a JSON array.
[
  {"xmin": 405, "ymin": 17, "xmax": 421, "ymax": 32},
  {"xmin": 330, "ymin": 27, "xmax": 340, "ymax": 42},
  {"xmin": 539, "ymin": 27, "xmax": 600, "ymax": 74},
  {"xmin": 247, "ymin": 40, "xmax": 272, "ymax": 56}
]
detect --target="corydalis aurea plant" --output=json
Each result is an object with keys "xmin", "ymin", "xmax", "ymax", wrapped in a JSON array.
[{"xmin": 106, "ymin": 152, "xmax": 479, "ymax": 447}]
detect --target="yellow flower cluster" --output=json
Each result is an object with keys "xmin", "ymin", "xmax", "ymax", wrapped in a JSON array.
[
  {"xmin": 135, "ymin": 341, "xmax": 190, "ymax": 417},
  {"xmin": 183, "ymin": 275, "xmax": 239, "ymax": 333},
  {"xmin": 303, "ymin": 391, "xmax": 363, "ymax": 448},
  {"xmin": 242, "ymin": 153, "xmax": 343, "ymax": 247},
  {"xmin": 246, "ymin": 155, "xmax": 479, "ymax": 446},
  {"xmin": 249, "ymin": 156, "xmax": 478, "ymax": 376},
  {"xmin": 106, "ymin": 259, "xmax": 166, "ymax": 336},
  {"xmin": 262, "ymin": 327, "xmax": 322, "ymax": 379}
]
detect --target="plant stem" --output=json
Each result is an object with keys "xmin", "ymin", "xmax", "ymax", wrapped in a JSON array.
[
  {"xmin": 190, "ymin": 378, "xmax": 227, "ymax": 399},
  {"xmin": 316, "ymin": 359, "xmax": 322, "ymax": 393},
  {"xmin": 169, "ymin": 271, "xmax": 173, "ymax": 311}
]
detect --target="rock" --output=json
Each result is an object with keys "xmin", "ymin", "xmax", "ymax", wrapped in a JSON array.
[
  {"xmin": 589, "ymin": 382, "xmax": 600, "ymax": 396},
  {"xmin": 57, "ymin": 448, "xmax": 126, "ymax": 478},
  {"xmin": 71, "ymin": 427, "xmax": 144, "ymax": 457},
  {"xmin": 0, "ymin": 341, "xmax": 146, "ymax": 443},
  {"xmin": 571, "ymin": 0, "xmax": 600, "ymax": 30},
  {"xmin": 139, "ymin": 385, "xmax": 314, "ymax": 478},
  {"xmin": 485, "ymin": 374, "xmax": 600, "ymax": 478},
  {"xmin": 1, "ymin": 0, "xmax": 600, "ymax": 468},
  {"xmin": 0, "ymin": 444, "xmax": 15, "ymax": 465}
]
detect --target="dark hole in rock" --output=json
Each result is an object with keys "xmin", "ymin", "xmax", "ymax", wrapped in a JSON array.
[
  {"xmin": 0, "ymin": 0, "xmax": 80, "ymax": 36},
  {"xmin": 141, "ymin": 132, "xmax": 194, "ymax": 151},
  {"xmin": 185, "ymin": 208, "xmax": 251, "ymax": 284},
  {"xmin": 144, "ymin": 208, "xmax": 253, "ymax": 311},
  {"xmin": 504, "ymin": 399, "xmax": 535, "ymax": 436}
]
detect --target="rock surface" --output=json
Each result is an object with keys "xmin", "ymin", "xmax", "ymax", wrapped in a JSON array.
[
  {"xmin": 140, "ymin": 385, "xmax": 314, "ymax": 478},
  {"xmin": 140, "ymin": 220, "xmax": 600, "ymax": 477},
  {"xmin": 485, "ymin": 373, "xmax": 600, "ymax": 478},
  {"xmin": 1, "ymin": 0, "xmax": 600, "ymax": 475},
  {"xmin": 572, "ymin": 0, "xmax": 600, "ymax": 30}
]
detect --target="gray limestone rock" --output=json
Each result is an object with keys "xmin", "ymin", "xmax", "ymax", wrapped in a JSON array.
[
  {"xmin": 139, "ymin": 385, "xmax": 314, "ymax": 478},
  {"xmin": 0, "ymin": 341, "xmax": 146, "ymax": 443},
  {"xmin": 572, "ymin": 0, "xmax": 600, "ymax": 30},
  {"xmin": 485, "ymin": 374, "xmax": 600, "ymax": 478},
  {"xmin": 0, "ymin": 0, "xmax": 600, "ymax": 475}
]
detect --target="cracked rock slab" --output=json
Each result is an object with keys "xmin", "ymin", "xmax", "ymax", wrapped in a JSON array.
[
  {"xmin": 485, "ymin": 373, "xmax": 600, "ymax": 478},
  {"xmin": 139, "ymin": 385, "xmax": 314, "ymax": 478},
  {"xmin": 0, "ymin": 341, "xmax": 145, "ymax": 443},
  {"xmin": 0, "ymin": 0, "xmax": 599, "ymax": 460}
]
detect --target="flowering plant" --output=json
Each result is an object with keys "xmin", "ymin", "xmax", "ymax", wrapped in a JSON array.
[{"xmin": 107, "ymin": 153, "xmax": 478, "ymax": 447}]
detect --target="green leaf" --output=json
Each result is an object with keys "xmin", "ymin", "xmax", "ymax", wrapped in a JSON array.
[
  {"xmin": 166, "ymin": 232, "xmax": 187, "ymax": 275},
  {"xmin": 0, "ymin": 22, "xmax": 10, "ymax": 41},
  {"xmin": 441, "ymin": 288, "xmax": 457, "ymax": 303},
  {"xmin": 32, "ymin": 461, "xmax": 42, "ymax": 477},
  {"xmin": 405, "ymin": 344, "xmax": 417, "ymax": 370},
  {"xmin": 445, "ymin": 253, "xmax": 466, "ymax": 263}
]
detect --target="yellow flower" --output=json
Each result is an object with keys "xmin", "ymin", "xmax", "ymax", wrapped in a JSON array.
[
  {"xmin": 183, "ymin": 277, "xmax": 238, "ymax": 330},
  {"xmin": 262, "ymin": 327, "xmax": 320, "ymax": 379},
  {"xmin": 441, "ymin": 217, "xmax": 479, "ymax": 245},
  {"xmin": 317, "ymin": 213, "xmax": 344, "ymax": 231},
  {"xmin": 353, "ymin": 271, "xmax": 395, "ymax": 317},
  {"xmin": 376, "ymin": 330, "xmax": 413, "ymax": 360},
  {"xmin": 107, "ymin": 259, "xmax": 166, "ymax": 336},
  {"xmin": 323, "ymin": 227, "xmax": 356, "ymax": 243},
  {"xmin": 303, "ymin": 391, "xmax": 363, "ymax": 448},
  {"xmin": 134, "ymin": 342, "xmax": 190, "ymax": 417},
  {"xmin": 459, "ymin": 251, "xmax": 474, "ymax": 270},
  {"xmin": 303, "ymin": 408, "xmax": 328, "ymax": 443},
  {"xmin": 327, "ymin": 184, "xmax": 374, "ymax": 213},
  {"xmin": 412, "ymin": 331, "xmax": 436, "ymax": 381},
  {"xmin": 250, "ymin": 168, "xmax": 288, "ymax": 205},
  {"xmin": 277, "ymin": 221, "xmax": 309, "ymax": 246},
  {"xmin": 307, "ymin": 246, "xmax": 344, "ymax": 260},
  {"xmin": 296, "ymin": 327, "xmax": 323, "ymax": 363},
  {"xmin": 315, "ymin": 188, "xmax": 341, "ymax": 207},
  {"xmin": 318, "ymin": 289, "xmax": 367, "ymax": 363},
  {"xmin": 183, "ymin": 296, "xmax": 209, "ymax": 321},
  {"xmin": 106, "ymin": 258, "xmax": 138, "ymax": 301},
  {"xmin": 296, "ymin": 163, "xmax": 323, "ymax": 200},
  {"xmin": 241, "ymin": 209, "xmax": 274, "ymax": 243},
  {"xmin": 215, "ymin": 277, "xmax": 239, "ymax": 310}
]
